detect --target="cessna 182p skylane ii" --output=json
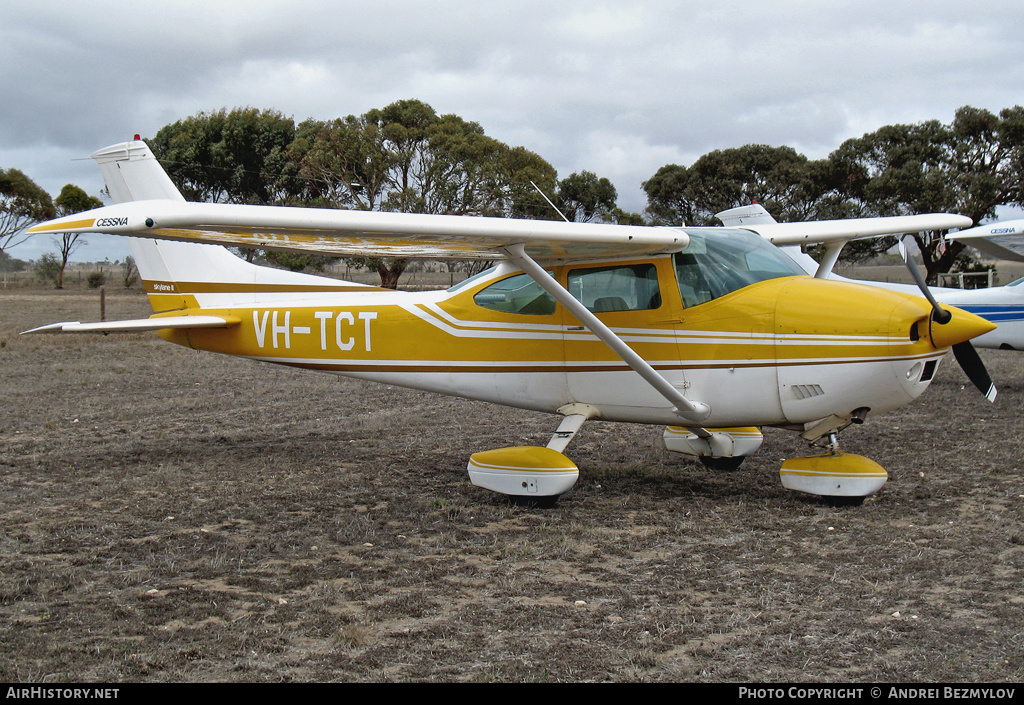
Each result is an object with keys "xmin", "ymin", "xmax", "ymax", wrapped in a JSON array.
[{"xmin": 24, "ymin": 140, "xmax": 998, "ymax": 505}]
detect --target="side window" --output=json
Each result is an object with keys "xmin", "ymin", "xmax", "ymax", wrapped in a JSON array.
[
  {"xmin": 473, "ymin": 273, "xmax": 556, "ymax": 315},
  {"xmin": 566, "ymin": 264, "xmax": 661, "ymax": 312}
]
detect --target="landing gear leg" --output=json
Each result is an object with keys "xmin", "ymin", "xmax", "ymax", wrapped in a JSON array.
[{"xmin": 662, "ymin": 426, "xmax": 763, "ymax": 469}]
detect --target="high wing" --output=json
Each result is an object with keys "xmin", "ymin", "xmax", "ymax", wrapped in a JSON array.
[
  {"xmin": 716, "ymin": 203, "xmax": 973, "ymax": 243},
  {"xmin": 716, "ymin": 204, "xmax": 973, "ymax": 279},
  {"xmin": 27, "ymin": 200, "xmax": 688, "ymax": 261},
  {"xmin": 26, "ymin": 199, "xmax": 972, "ymax": 262},
  {"xmin": 736, "ymin": 213, "xmax": 973, "ymax": 245}
]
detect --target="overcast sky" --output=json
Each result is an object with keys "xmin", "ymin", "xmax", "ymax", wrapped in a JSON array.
[{"xmin": 3, "ymin": 0, "xmax": 1024, "ymax": 261}]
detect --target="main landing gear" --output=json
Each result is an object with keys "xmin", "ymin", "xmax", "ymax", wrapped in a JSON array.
[
  {"xmin": 467, "ymin": 410, "xmax": 888, "ymax": 507},
  {"xmin": 466, "ymin": 405, "xmax": 596, "ymax": 506}
]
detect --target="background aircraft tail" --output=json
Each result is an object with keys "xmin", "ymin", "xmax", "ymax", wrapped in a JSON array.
[{"xmin": 94, "ymin": 139, "xmax": 362, "ymax": 311}]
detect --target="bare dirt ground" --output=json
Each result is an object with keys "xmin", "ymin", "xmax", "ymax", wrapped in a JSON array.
[{"xmin": 1, "ymin": 289, "xmax": 1022, "ymax": 683}]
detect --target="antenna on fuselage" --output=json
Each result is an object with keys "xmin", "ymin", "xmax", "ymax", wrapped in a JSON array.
[{"xmin": 530, "ymin": 181, "xmax": 571, "ymax": 223}]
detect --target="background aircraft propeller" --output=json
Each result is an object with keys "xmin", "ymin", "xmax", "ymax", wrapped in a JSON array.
[{"xmin": 898, "ymin": 235, "xmax": 997, "ymax": 402}]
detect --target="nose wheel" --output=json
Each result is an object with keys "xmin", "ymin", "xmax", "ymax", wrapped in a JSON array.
[{"xmin": 780, "ymin": 431, "xmax": 887, "ymax": 504}]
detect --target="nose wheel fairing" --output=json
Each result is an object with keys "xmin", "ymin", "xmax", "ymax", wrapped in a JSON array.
[{"xmin": 780, "ymin": 451, "xmax": 888, "ymax": 501}]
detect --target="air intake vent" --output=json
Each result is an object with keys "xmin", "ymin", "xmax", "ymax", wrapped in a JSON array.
[{"xmin": 791, "ymin": 384, "xmax": 825, "ymax": 400}]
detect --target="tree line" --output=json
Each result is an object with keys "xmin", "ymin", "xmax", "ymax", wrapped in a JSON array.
[
  {"xmin": 0, "ymin": 172, "xmax": 102, "ymax": 286},
  {"xmin": 4, "ymin": 100, "xmax": 1023, "ymax": 286},
  {"xmin": 644, "ymin": 106, "xmax": 1024, "ymax": 281},
  {"xmin": 146, "ymin": 101, "xmax": 630, "ymax": 286}
]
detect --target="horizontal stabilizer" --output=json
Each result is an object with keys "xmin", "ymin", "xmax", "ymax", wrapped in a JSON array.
[{"xmin": 21, "ymin": 315, "xmax": 240, "ymax": 335}]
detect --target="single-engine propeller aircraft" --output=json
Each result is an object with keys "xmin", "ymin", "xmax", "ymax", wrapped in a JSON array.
[{"xmin": 23, "ymin": 140, "xmax": 998, "ymax": 505}]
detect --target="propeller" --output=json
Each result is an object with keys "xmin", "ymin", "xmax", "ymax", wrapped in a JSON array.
[
  {"xmin": 952, "ymin": 339, "xmax": 997, "ymax": 401},
  {"xmin": 898, "ymin": 235, "xmax": 997, "ymax": 402}
]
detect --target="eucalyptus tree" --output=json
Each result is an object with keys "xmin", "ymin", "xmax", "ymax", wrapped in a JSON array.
[
  {"xmin": 1, "ymin": 168, "xmax": 55, "ymax": 253},
  {"xmin": 643, "ymin": 144, "xmax": 844, "ymax": 226},
  {"xmin": 644, "ymin": 107, "xmax": 1024, "ymax": 277},
  {"xmin": 831, "ymin": 106, "xmax": 1024, "ymax": 281},
  {"xmin": 149, "ymin": 107, "xmax": 302, "ymax": 265},
  {"xmin": 553, "ymin": 171, "xmax": 618, "ymax": 223},
  {"xmin": 293, "ymin": 99, "xmax": 557, "ymax": 288},
  {"xmin": 51, "ymin": 184, "xmax": 103, "ymax": 288},
  {"xmin": 149, "ymin": 107, "xmax": 297, "ymax": 205}
]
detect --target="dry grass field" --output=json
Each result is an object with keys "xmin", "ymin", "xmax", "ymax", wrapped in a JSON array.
[{"xmin": 1, "ymin": 288, "xmax": 1022, "ymax": 682}]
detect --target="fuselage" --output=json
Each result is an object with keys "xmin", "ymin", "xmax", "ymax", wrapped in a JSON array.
[
  {"xmin": 870, "ymin": 279, "xmax": 1024, "ymax": 350},
  {"xmin": 150, "ymin": 243, "xmax": 987, "ymax": 430}
]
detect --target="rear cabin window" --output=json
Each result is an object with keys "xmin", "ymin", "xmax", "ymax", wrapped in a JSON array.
[{"xmin": 473, "ymin": 273, "xmax": 556, "ymax": 315}]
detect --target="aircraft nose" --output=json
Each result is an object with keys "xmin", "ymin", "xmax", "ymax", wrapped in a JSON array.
[{"xmin": 924, "ymin": 306, "xmax": 996, "ymax": 350}]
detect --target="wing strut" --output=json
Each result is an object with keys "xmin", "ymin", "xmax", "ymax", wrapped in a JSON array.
[
  {"xmin": 814, "ymin": 241, "xmax": 846, "ymax": 279},
  {"xmin": 502, "ymin": 243, "xmax": 715, "ymax": 435}
]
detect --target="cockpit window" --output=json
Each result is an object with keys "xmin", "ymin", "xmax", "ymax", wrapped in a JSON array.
[
  {"xmin": 473, "ymin": 272, "xmax": 556, "ymax": 315},
  {"xmin": 675, "ymin": 228, "xmax": 805, "ymax": 307},
  {"xmin": 567, "ymin": 263, "xmax": 661, "ymax": 312}
]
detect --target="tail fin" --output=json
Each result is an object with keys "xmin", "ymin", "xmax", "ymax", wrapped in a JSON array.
[
  {"xmin": 95, "ymin": 139, "xmax": 353, "ymax": 312},
  {"xmin": 715, "ymin": 204, "xmax": 779, "ymax": 227},
  {"xmin": 92, "ymin": 140, "xmax": 187, "ymax": 204}
]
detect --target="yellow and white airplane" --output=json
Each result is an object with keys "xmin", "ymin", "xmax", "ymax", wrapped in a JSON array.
[{"xmin": 23, "ymin": 140, "xmax": 997, "ymax": 505}]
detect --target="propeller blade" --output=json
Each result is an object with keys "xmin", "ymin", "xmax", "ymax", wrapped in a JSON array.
[
  {"xmin": 952, "ymin": 341, "xmax": 997, "ymax": 402},
  {"xmin": 899, "ymin": 236, "xmax": 951, "ymax": 324}
]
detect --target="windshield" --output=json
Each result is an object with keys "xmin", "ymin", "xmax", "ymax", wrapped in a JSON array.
[{"xmin": 674, "ymin": 228, "xmax": 806, "ymax": 307}]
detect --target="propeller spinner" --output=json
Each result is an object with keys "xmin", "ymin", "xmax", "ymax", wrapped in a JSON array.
[{"xmin": 899, "ymin": 235, "xmax": 997, "ymax": 402}]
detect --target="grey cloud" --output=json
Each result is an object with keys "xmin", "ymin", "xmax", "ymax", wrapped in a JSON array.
[{"xmin": 3, "ymin": 0, "xmax": 1024, "ymax": 262}]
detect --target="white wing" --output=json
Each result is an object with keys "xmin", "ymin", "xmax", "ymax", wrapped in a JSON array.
[
  {"xmin": 27, "ymin": 200, "xmax": 689, "ymax": 261},
  {"xmin": 28, "ymin": 198, "xmax": 970, "ymax": 260},
  {"xmin": 745, "ymin": 213, "xmax": 973, "ymax": 245},
  {"xmin": 948, "ymin": 218, "xmax": 1024, "ymax": 263}
]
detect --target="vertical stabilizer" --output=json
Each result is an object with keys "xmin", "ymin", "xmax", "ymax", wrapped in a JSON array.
[
  {"xmin": 93, "ymin": 139, "xmax": 359, "ymax": 312},
  {"xmin": 91, "ymin": 141, "xmax": 186, "ymax": 204}
]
